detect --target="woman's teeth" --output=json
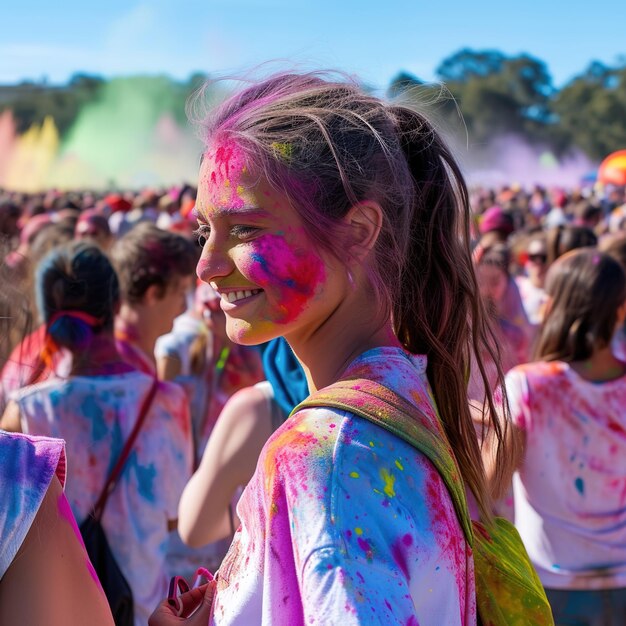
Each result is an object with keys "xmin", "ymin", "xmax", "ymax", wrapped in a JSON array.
[{"xmin": 225, "ymin": 289, "xmax": 262, "ymax": 303}]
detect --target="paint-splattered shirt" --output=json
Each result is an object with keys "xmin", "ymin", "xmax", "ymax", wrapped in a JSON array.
[
  {"xmin": 12, "ymin": 372, "xmax": 193, "ymax": 626},
  {"xmin": 211, "ymin": 347, "xmax": 475, "ymax": 626},
  {"xmin": 506, "ymin": 361, "xmax": 626, "ymax": 590},
  {"xmin": 0, "ymin": 431, "xmax": 66, "ymax": 578}
]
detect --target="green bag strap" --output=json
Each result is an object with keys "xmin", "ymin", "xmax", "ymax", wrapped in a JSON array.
[{"xmin": 291, "ymin": 378, "xmax": 474, "ymax": 545}]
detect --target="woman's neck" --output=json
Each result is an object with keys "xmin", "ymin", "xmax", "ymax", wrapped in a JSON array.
[
  {"xmin": 70, "ymin": 334, "xmax": 135, "ymax": 377},
  {"xmin": 570, "ymin": 345, "xmax": 626, "ymax": 383},
  {"xmin": 286, "ymin": 287, "xmax": 402, "ymax": 392}
]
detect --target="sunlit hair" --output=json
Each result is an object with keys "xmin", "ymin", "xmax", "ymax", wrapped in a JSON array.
[
  {"xmin": 193, "ymin": 71, "xmax": 512, "ymax": 518},
  {"xmin": 535, "ymin": 248, "xmax": 626, "ymax": 362}
]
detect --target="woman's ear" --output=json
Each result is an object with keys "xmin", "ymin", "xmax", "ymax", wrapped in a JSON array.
[{"xmin": 343, "ymin": 201, "xmax": 383, "ymax": 262}]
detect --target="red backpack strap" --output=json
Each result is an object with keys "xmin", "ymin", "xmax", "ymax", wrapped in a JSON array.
[
  {"xmin": 291, "ymin": 378, "xmax": 474, "ymax": 545},
  {"xmin": 91, "ymin": 377, "xmax": 159, "ymax": 521}
]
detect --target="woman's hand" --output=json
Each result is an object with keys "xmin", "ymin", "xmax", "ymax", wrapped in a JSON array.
[{"xmin": 149, "ymin": 582, "xmax": 216, "ymax": 626}]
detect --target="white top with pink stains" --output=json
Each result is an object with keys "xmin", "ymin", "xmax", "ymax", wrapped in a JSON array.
[
  {"xmin": 507, "ymin": 361, "xmax": 626, "ymax": 590},
  {"xmin": 210, "ymin": 347, "xmax": 476, "ymax": 626}
]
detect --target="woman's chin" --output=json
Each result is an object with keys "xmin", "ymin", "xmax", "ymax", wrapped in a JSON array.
[{"xmin": 225, "ymin": 318, "xmax": 280, "ymax": 346}]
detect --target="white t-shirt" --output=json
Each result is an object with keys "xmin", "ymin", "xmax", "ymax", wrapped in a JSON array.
[
  {"xmin": 12, "ymin": 371, "xmax": 193, "ymax": 626},
  {"xmin": 155, "ymin": 312, "xmax": 208, "ymax": 377},
  {"xmin": 210, "ymin": 347, "xmax": 476, "ymax": 626},
  {"xmin": 515, "ymin": 275, "xmax": 547, "ymax": 327},
  {"xmin": 506, "ymin": 361, "xmax": 626, "ymax": 590}
]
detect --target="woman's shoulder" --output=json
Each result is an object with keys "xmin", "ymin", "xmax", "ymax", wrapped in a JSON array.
[
  {"xmin": 0, "ymin": 431, "xmax": 66, "ymax": 481},
  {"xmin": 0, "ymin": 432, "xmax": 66, "ymax": 578},
  {"xmin": 507, "ymin": 360, "xmax": 568, "ymax": 383},
  {"xmin": 268, "ymin": 405, "xmax": 440, "ymax": 492}
]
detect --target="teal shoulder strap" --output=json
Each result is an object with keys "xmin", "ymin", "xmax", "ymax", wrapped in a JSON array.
[{"xmin": 291, "ymin": 378, "xmax": 474, "ymax": 545}]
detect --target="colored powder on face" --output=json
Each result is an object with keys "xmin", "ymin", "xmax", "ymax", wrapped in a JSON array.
[
  {"xmin": 395, "ymin": 459, "xmax": 404, "ymax": 471},
  {"xmin": 204, "ymin": 141, "xmax": 248, "ymax": 210},
  {"xmin": 380, "ymin": 468, "xmax": 396, "ymax": 498},
  {"xmin": 349, "ymin": 471, "xmax": 360, "ymax": 479},
  {"xmin": 57, "ymin": 492, "xmax": 103, "ymax": 591},
  {"xmin": 243, "ymin": 233, "xmax": 326, "ymax": 325},
  {"xmin": 355, "ymin": 527, "xmax": 363, "ymax": 536},
  {"xmin": 575, "ymin": 477, "xmax": 585, "ymax": 495}
]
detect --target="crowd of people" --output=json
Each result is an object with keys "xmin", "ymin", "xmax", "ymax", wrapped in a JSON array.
[{"xmin": 1, "ymin": 71, "xmax": 626, "ymax": 625}]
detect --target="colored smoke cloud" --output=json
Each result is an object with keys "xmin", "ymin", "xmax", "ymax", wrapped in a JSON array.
[
  {"xmin": 0, "ymin": 76, "xmax": 203, "ymax": 191},
  {"xmin": 458, "ymin": 134, "xmax": 598, "ymax": 188}
]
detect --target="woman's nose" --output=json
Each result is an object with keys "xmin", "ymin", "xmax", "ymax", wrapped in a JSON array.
[{"xmin": 196, "ymin": 241, "xmax": 232, "ymax": 283}]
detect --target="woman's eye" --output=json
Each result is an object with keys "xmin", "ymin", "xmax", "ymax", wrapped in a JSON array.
[
  {"xmin": 193, "ymin": 226, "xmax": 210, "ymax": 248},
  {"xmin": 231, "ymin": 225, "xmax": 260, "ymax": 240}
]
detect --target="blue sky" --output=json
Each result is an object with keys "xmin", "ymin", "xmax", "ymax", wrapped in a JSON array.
[{"xmin": 2, "ymin": 0, "xmax": 625, "ymax": 89}]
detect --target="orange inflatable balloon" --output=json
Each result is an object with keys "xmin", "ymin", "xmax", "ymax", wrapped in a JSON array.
[{"xmin": 598, "ymin": 150, "xmax": 626, "ymax": 186}]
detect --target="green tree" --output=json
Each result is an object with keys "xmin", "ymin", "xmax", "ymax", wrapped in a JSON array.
[
  {"xmin": 434, "ymin": 49, "xmax": 554, "ymax": 145},
  {"xmin": 553, "ymin": 61, "xmax": 626, "ymax": 160}
]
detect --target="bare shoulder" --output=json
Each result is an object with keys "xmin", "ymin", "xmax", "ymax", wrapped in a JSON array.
[{"xmin": 0, "ymin": 476, "xmax": 114, "ymax": 626}]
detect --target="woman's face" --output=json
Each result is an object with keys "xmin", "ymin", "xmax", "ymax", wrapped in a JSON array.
[
  {"xmin": 525, "ymin": 239, "xmax": 548, "ymax": 287},
  {"xmin": 477, "ymin": 263, "xmax": 508, "ymax": 311},
  {"xmin": 194, "ymin": 140, "xmax": 338, "ymax": 346}
]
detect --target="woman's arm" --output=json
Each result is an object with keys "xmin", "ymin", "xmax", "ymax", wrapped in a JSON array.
[
  {"xmin": 471, "ymin": 379, "xmax": 527, "ymax": 500},
  {"xmin": 0, "ymin": 400, "xmax": 22, "ymax": 433},
  {"xmin": 0, "ymin": 476, "xmax": 114, "ymax": 626},
  {"xmin": 178, "ymin": 385, "xmax": 275, "ymax": 547},
  {"xmin": 157, "ymin": 355, "xmax": 182, "ymax": 381}
]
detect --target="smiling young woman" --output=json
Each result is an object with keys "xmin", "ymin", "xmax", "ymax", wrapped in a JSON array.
[{"xmin": 151, "ymin": 71, "xmax": 512, "ymax": 626}]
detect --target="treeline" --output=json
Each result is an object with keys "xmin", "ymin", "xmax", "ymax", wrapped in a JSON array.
[
  {"xmin": 2, "ymin": 49, "xmax": 626, "ymax": 161},
  {"xmin": 389, "ymin": 49, "xmax": 626, "ymax": 161}
]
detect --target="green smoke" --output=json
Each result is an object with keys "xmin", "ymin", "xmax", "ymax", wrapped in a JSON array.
[{"xmin": 51, "ymin": 75, "xmax": 203, "ymax": 189}]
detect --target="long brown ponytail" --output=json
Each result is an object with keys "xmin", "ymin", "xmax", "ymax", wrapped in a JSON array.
[{"xmin": 391, "ymin": 106, "xmax": 512, "ymax": 519}]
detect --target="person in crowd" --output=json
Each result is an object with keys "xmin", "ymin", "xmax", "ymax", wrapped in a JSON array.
[
  {"xmin": 177, "ymin": 337, "xmax": 307, "ymax": 550},
  {"xmin": 151, "ymin": 70, "xmax": 510, "ymax": 626},
  {"xmin": 470, "ymin": 244, "xmax": 528, "ymax": 400},
  {"xmin": 157, "ymin": 279, "xmax": 263, "ymax": 579},
  {"xmin": 0, "ymin": 245, "xmax": 114, "ymax": 626},
  {"xmin": 0, "ymin": 219, "xmax": 76, "ymax": 411},
  {"xmin": 600, "ymin": 233, "xmax": 626, "ymax": 361},
  {"xmin": 156, "ymin": 281, "xmax": 263, "ymax": 461},
  {"xmin": 546, "ymin": 224, "xmax": 597, "ymax": 266},
  {"xmin": 0, "ymin": 242, "xmax": 193, "ymax": 626},
  {"xmin": 0, "ymin": 199, "xmax": 21, "ymax": 245},
  {"xmin": 473, "ymin": 206, "xmax": 532, "ymax": 342},
  {"xmin": 488, "ymin": 248, "xmax": 626, "ymax": 625},
  {"xmin": 75, "ymin": 209, "xmax": 114, "ymax": 251},
  {"xmin": 111, "ymin": 222, "xmax": 198, "ymax": 375},
  {"xmin": 516, "ymin": 233, "xmax": 549, "ymax": 327}
]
